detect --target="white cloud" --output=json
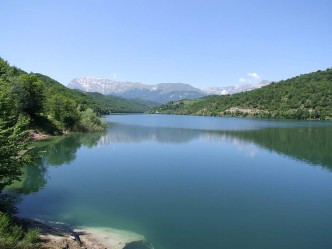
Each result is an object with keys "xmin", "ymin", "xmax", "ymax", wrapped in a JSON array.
[
  {"xmin": 248, "ymin": 150, "xmax": 257, "ymax": 159},
  {"xmin": 239, "ymin": 72, "xmax": 261, "ymax": 84},
  {"xmin": 247, "ymin": 72, "xmax": 261, "ymax": 80}
]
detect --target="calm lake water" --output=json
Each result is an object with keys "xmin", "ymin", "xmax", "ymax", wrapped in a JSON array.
[{"xmin": 13, "ymin": 115, "xmax": 332, "ymax": 249}]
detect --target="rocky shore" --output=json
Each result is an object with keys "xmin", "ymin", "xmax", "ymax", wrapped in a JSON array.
[{"xmin": 18, "ymin": 218, "xmax": 154, "ymax": 249}]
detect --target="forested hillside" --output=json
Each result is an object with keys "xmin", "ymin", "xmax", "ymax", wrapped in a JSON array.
[
  {"xmin": 152, "ymin": 68, "xmax": 332, "ymax": 120},
  {"xmin": 0, "ymin": 59, "xmax": 105, "ymax": 135},
  {"xmin": 85, "ymin": 92, "xmax": 159, "ymax": 113}
]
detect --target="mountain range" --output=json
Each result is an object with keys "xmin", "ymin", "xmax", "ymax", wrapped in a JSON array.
[{"xmin": 68, "ymin": 77, "xmax": 269, "ymax": 103}]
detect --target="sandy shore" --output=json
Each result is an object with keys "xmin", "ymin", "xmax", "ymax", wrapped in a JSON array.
[
  {"xmin": 19, "ymin": 218, "xmax": 153, "ymax": 249},
  {"xmin": 75, "ymin": 226, "xmax": 146, "ymax": 249}
]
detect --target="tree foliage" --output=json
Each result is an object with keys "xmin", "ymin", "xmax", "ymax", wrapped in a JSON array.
[
  {"xmin": 11, "ymin": 75, "xmax": 45, "ymax": 117},
  {"xmin": 75, "ymin": 108, "xmax": 106, "ymax": 132},
  {"xmin": 0, "ymin": 114, "xmax": 31, "ymax": 190},
  {"xmin": 0, "ymin": 74, "xmax": 31, "ymax": 190},
  {"xmin": 0, "ymin": 58, "xmax": 109, "ymax": 134}
]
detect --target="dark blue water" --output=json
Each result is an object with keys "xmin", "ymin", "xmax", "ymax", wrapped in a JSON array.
[{"xmin": 14, "ymin": 115, "xmax": 332, "ymax": 249}]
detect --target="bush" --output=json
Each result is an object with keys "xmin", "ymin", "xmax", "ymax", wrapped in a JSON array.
[
  {"xmin": 75, "ymin": 108, "xmax": 107, "ymax": 132},
  {"xmin": 0, "ymin": 212, "xmax": 40, "ymax": 249}
]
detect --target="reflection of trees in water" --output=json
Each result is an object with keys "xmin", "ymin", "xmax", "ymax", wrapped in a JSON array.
[
  {"xmin": 102, "ymin": 124, "xmax": 332, "ymax": 171},
  {"xmin": 43, "ymin": 132, "xmax": 105, "ymax": 166},
  {"xmin": 15, "ymin": 156, "xmax": 48, "ymax": 195},
  {"xmin": 43, "ymin": 136, "xmax": 80, "ymax": 166},
  {"xmin": 6, "ymin": 132, "xmax": 105, "ymax": 200},
  {"xmin": 0, "ymin": 191, "xmax": 22, "ymax": 214},
  {"xmin": 219, "ymin": 126, "xmax": 332, "ymax": 171}
]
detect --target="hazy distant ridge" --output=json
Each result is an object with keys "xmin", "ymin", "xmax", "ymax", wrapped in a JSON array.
[{"xmin": 68, "ymin": 77, "xmax": 269, "ymax": 103}]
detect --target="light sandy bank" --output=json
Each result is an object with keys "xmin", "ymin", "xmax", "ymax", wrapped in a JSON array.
[
  {"xmin": 75, "ymin": 226, "xmax": 147, "ymax": 249},
  {"xmin": 19, "ymin": 218, "xmax": 153, "ymax": 249}
]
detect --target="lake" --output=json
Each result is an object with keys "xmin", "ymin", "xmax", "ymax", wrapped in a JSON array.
[{"xmin": 12, "ymin": 114, "xmax": 332, "ymax": 249}]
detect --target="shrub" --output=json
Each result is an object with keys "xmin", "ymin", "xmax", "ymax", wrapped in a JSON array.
[
  {"xmin": 75, "ymin": 108, "xmax": 107, "ymax": 132},
  {"xmin": 0, "ymin": 212, "xmax": 40, "ymax": 249}
]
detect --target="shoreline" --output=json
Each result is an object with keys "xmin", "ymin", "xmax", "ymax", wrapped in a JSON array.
[{"xmin": 18, "ymin": 217, "xmax": 153, "ymax": 249}]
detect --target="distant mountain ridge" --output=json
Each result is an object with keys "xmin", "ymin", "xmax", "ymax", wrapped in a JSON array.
[
  {"xmin": 68, "ymin": 77, "xmax": 205, "ymax": 103},
  {"xmin": 68, "ymin": 77, "xmax": 269, "ymax": 103}
]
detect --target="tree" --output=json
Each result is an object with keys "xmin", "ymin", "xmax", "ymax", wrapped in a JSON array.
[
  {"xmin": 11, "ymin": 74, "xmax": 45, "ymax": 118},
  {"xmin": 0, "ymin": 86, "xmax": 31, "ymax": 190},
  {"xmin": 75, "ymin": 108, "xmax": 106, "ymax": 132},
  {"xmin": 47, "ymin": 94, "xmax": 80, "ymax": 129},
  {"xmin": 0, "ymin": 114, "xmax": 31, "ymax": 190}
]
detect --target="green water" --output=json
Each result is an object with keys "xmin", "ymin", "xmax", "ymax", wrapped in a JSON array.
[{"xmin": 12, "ymin": 115, "xmax": 332, "ymax": 249}]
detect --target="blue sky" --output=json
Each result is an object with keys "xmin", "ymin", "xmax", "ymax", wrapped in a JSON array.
[{"xmin": 1, "ymin": 0, "xmax": 331, "ymax": 88}]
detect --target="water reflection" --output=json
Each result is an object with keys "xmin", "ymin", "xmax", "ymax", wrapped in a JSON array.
[
  {"xmin": 8, "ymin": 121, "xmax": 332, "ymax": 197},
  {"xmin": 8, "ymin": 132, "xmax": 105, "ymax": 195},
  {"xmin": 100, "ymin": 123, "xmax": 332, "ymax": 170},
  {"xmin": 223, "ymin": 126, "xmax": 332, "ymax": 170},
  {"xmin": 0, "ymin": 191, "xmax": 22, "ymax": 214},
  {"xmin": 100, "ymin": 123, "xmax": 202, "ymax": 144},
  {"xmin": 43, "ymin": 132, "xmax": 105, "ymax": 166}
]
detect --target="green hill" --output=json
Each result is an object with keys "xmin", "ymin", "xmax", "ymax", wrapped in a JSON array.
[
  {"xmin": 84, "ymin": 92, "xmax": 159, "ymax": 113},
  {"xmin": 152, "ymin": 68, "xmax": 332, "ymax": 120}
]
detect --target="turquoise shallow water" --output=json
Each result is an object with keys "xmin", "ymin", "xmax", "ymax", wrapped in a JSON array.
[{"xmin": 14, "ymin": 115, "xmax": 332, "ymax": 249}]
